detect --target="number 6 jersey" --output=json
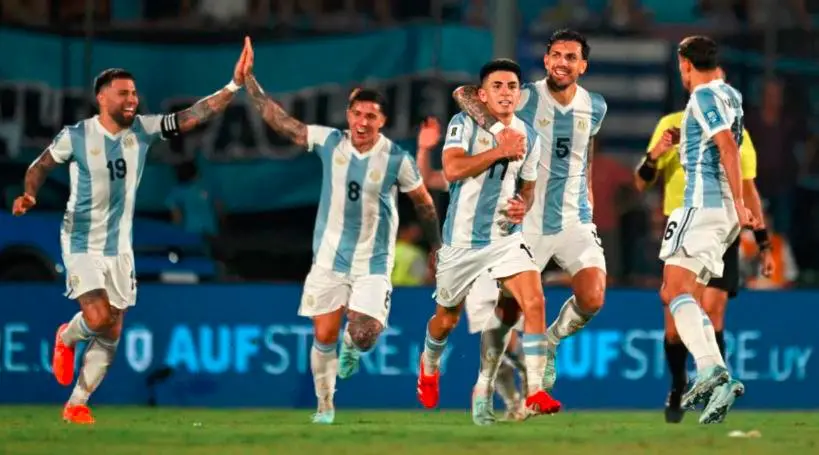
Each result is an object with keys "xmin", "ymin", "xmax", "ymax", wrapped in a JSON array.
[
  {"xmin": 515, "ymin": 80, "xmax": 607, "ymax": 236},
  {"xmin": 306, "ymin": 125, "xmax": 422, "ymax": 277},
  {"xmin": 440, "ymin": 112, "xmax": 541, "ymax": 249},
  {"xmin": 49, "ymin": 114, "xmax": 169, "ymax": 257}
]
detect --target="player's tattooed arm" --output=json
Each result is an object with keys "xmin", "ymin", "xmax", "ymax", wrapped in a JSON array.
[
  {"xmin": 24, "ymin": 149, "xmax": 60, "ymax": 198},
  {"xmin": 174, "ymin": 88, "xmax": 236, "ymax": 134},
  {"xmin": 519, "ymin": 180, "xmax": 536, "ymax": 212},
  {"xmin": 245, "ymin": 74, "xmax": 308, "ymax": 147},
  {"xmin": 407, "ymin": 186, "xmax": 442, "ymax": 251},
  {"xmin": 453, "ymin": 85, "xmax": 502, "ymax": 133}
]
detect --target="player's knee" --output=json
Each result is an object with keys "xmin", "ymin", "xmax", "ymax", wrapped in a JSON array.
[
  {"xmin": 435, "ymin": 305, "xmax": 461, "ymax": 333},
  {"xmin": 79, "ymin": 290, "xmax": 116, "ymax": 332},
  {"xmin": 575, "ymin": 284, "xmax": 605, "ymax": 314},
  {"xmin": 314, "ymin": 325, "xmax": 339, "ymax": 345},
  {"xmin": 519, "ymin": 292, "xmax": 545, "ymax": 316},
  {"xmin": 659, "ymin": 282, "xmax": 696, "ymax": 307},
  {"xmin": 347, "ymin": 313, "xmax": 384, "ymax": 352}
]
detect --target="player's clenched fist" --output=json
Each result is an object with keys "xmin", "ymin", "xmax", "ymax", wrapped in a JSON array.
[
  {"xmin": 12, "ymin": 193, "xmax": 36, "ymax": 216},
  {"xmin": 503, "ymin": 194, "xmax": 526, "ymax": 224},
  {"xmin": 496, "ymin": 128, "xmax": 525, "ymax": 161}
]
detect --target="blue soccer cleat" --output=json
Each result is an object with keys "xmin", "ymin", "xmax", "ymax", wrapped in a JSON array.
[
  {"xmin": 699, "ymin": 378, "xmax": 745, "ymax": 424},
  {"xmin": 471, "ymin": 387, "xmax": 496, "ymax": 426},
  {"xmin": 311, "ymin": 409, "xmax": 335, "ymax": 424},
  {"xmin": 338, "ymin": 341, "xmax": 361, "ymax": 379},
  {"xmin": 681, "ymin": 365, "xmax": 730, "ymax": 410}
]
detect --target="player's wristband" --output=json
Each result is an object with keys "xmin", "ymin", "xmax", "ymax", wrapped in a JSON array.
[
  {"xmin": 753, "ymin": 228, "xmax": 771, "ymax": 251},
  {"xmin": 225, "ymin": 80, "xmax": 241, "ymax": 93},
  {"xmin": 489, "ymin": 123, "xmax": 505, "ymax": 136},
  {"xmin": 636, "ymin": 155, "xmax": 658, "ymax": 182}
]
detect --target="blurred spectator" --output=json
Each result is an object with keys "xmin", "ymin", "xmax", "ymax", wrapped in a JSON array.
[
  {"xmin": 591, "ymin": 152, "xmax": 633, "ymax": 283},
  {"xmin": 181, "ymin": 0, "xmax": 267, "ymax": 27},
  {"xmin": 392, "ymin": 222, "xmax": 429, "ymax": 286},
  {"xmin": 739, "ymin": 212, "xmax": 798, "ymax": 289},
  {"xmin": 0, "ymin": 0, "xmax": 49, "ymax": 25},
  {"xmin": 166, "ymin": 160, "xmax": 224, "ymax": 242},
  {"xmin": 744, "ymin": 78, "xmax": 801, "ymax": 239},
  {"xmin": 603, "ymin": 0, "xmax": 650, "ymax": 34}
]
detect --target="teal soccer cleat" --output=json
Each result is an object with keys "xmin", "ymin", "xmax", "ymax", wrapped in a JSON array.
[
  {"xmin": 471, "ymin": 387, "xmax": 496, "ymax": 426},
  {"xmin": 311, "ymin": 410, "xmax": 335, "ymax": 424},
  {"xmin": 681, "ymin": 365, "xmax": 729, "ymax": 410},
  {"xmin": 338, "ymin": 341, "xmax": 361, "ymax": 379},
  {"xmin": 699, "ymin": 378, "xmax": 745, "ymax": 424}
]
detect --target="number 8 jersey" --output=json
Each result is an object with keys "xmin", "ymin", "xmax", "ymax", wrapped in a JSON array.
[
  {"xmin": 441, "ymin": 112, "xmax": 541, "ymax": 249},
  {"xmin": 306, "ymin": 125, "xmax": 423, "ymax": 277},
  {"xmin": 515, "ymin": 80, "xmax": 607, "ymax": 235}
]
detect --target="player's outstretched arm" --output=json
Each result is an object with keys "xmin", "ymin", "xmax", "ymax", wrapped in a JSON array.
[
  {"xmin": 245, "ymin": 74, "xmax": 307, "ymax": 147},
  {"xmin": 406, "ymin": 185, "xmax": 442, "ymax": 252},
  {"xmin": 453, "ymin": 85, "xmax": 504, "ymax": 134},
  {"xmin": 173, "ymin": 38, "xmax": 251, "ymax": 135},
  {"xmin": 13, "ymin": 128, "xmax": 72, "ymax": 216}
]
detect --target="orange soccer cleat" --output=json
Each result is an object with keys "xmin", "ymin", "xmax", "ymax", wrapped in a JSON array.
[
  {"xmin": 63, "ymin": 404, "xmax": 95, "ymax": 424},
  {"xmin": 416, "ymin": 358, "xmax": 440, "ymax": 409},
  {"xmin": 525, "ymin": 390, "xmax": 562, "ymax": 416},
  {"xmin": 52, "ymin": 323, "xmax": 75, "ymax": 386}
]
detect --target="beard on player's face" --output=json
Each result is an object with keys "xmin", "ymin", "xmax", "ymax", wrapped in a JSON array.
[{"xmin": 110, "ymin": 109, "xmax": 136, "ymax": 128}]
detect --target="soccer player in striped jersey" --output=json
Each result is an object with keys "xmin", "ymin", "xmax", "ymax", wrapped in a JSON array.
[
  {"xmin": 11, "ymin": 39, "xmax": 252, "ymax": 424},
  {"xmin": 452, "ymin": 29, "xmax": 608, "ymax": 395},
  {"xmin": 416, "ymin": 59, "xmax": 561, "ymax": 425},
  {"xmin": 634, "ymin": 66, "xmax": 773, "ymax": 423},
  {"xmin": 241, "ymin": 40, "xmax": 441, "ymax": 424},
  {"xmin": 656, "ymin": 36, "xmax": 753, "ymax": 424}
]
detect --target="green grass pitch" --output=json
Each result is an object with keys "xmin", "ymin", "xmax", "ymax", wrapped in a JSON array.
[{"xmin": 1, "ymin": 407, "xmax": 817, "ymax": 454}]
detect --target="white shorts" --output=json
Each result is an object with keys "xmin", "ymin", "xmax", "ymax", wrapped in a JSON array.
[
  {"xmin": 298, "ymin": 265, "xmax": 393, "ymax": 326},
  {"xmin": 659, "ymin": 205, "xmax": 740, "ymax": 280},
  {"xmin": 463, "ymin": 223, "xmax": 606, "ymax": 334},
  {"xmin": 525, "ymin": 223, "xmax": 607, "ymax": 275},
  {"xmin": 434, "ymin": 233, "xmax": 539, "ymax": 308},
  {"xmin": 63, "ymin": 253, "xmax": 136, "ymax": 310}
]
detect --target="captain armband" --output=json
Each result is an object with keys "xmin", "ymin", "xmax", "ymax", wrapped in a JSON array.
[{"xmin": 160, "ymin": 114, "xmax": 181, "ymax": 138}]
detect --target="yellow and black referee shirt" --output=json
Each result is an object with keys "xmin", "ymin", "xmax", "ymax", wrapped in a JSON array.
[{"xmin": 646, "ymin": 111, "xmax": 758, "ymax": 216}]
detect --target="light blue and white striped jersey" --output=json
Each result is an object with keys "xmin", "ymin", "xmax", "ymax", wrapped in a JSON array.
[
  {"xmin": 441, "ymin": 113, "xmax": 541, "ymax": 249},
  {"xmin": 49, "ymin": 115, "xmax": 166, "ymax": 256},
  {"xmin": 679, "ymin": 79, "xmax": 745, "ymax": 208},
  {"xmin": 307, "ymin": 125, "xmax": 423, "ymax": 277},
  {"xmin": 515, "ymin": 80, "xmax": 608, "ymax": 236}
]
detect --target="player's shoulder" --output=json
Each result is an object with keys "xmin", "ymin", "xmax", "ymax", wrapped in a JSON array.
[
  {"xmin": 579, "ymin": 85, "xmax": 607, "ymax": 108},
  {"xmin": 449, "ymin": 111, "xmax": 474, "ymax": 127},
  {"xmin": 59, "ymin": 119, "xmax": 90, "ymax": 138}
]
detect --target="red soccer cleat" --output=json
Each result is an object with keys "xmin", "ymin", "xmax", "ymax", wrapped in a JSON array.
[
  {"xmin": 63, "ymin": 404, "xmax": 95, "ymax": 424},
  {"xmin": 525, "ymin": 390, "xmax": 562, "ymax": 415},
  {"xmin": 52, "ymin": 323, "xmax": 75, "ymax": 386},
  {"xmin": 417, "ymin": 357, "xmax": 440, "ymax": 409}
]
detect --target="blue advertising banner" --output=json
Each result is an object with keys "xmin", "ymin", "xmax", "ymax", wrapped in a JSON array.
[
  {"xmin": 0, "ymin": 26, "xmax": 491, "ymax": 212},
  {"xmin": 0, "ymin": 285, "xmax": 815, "ymax": 409}
]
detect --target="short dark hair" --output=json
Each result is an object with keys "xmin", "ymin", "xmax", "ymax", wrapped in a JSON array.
[
  {"xmin": 547, "ymin": 29, "xmax": 590, "ymax": 60},
  {"xmin": 479, "ymin": 58, "xmax": 522, "ymax": 85},
  {"xmin": 93, "ymin": 68, "xmax": 135, "ymax": 95},
  {"xmin": 678, "ymin": 36, "xmax": 719, "ymax": 70},
  {"xmin": 348, "ymin": 88, "xmax": 387, "ymax": 112}
]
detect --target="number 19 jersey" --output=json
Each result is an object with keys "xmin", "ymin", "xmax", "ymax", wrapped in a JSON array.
[
  {"xmin": 307, "ymin": 125, "xmax": 422, "ymax": 277},
  {"xmin": 49, "ymin": 114, "xmax": 167, "ymax": 256},
  {"xmin": 441, "ymin": 113, "xmax": 541, "ymax": 249}
]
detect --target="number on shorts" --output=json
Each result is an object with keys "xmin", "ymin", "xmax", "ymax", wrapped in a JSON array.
[
  {"xmin": 347, "ymin": 181, "xmax": 361, "ymax": 201},
  {"xmin": 592, "ymin": 228, "xmax": 603, "ymax": 248},
  {"xmin": 384, "ymin": 290, "xmax": 392, "ymax": 310},
  {"xmin": 520, "ymin": 243, "xmax": 534, "ymax": 260},
  {"xmin": 664, "ymin": 221, "xmax": 678, "ymax": 241}
]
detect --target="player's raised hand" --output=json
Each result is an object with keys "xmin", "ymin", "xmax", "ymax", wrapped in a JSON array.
[
  {"xmin": 496, "ymin": 128, "xmax": 525, "ymax": 161},
  {"xmin": 240, "ymin": 36, "xmax": 255, "ymax": 80},
  {"xmin": 12, "ymin": 193, "xmax": 36, "ymax": 216},
  {"xmin": 503, "ymin": 194, "xmax": 526, "ymax": 224},
  {"xmin": 417, "ymin": 117, "xmax": 441, "ymax": 150},
  {"xmin": 233, "ymin": 36, "xmax": 252, "ymax": 85}
]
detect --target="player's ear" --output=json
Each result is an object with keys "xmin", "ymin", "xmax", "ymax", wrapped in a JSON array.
[
  {"xmin": 478, "ymin": 87, "xmax": 488, "ymax": 103},
  {"xmin": 578, "ymin": 60, "xmax": 588, "ymax": 76}
]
